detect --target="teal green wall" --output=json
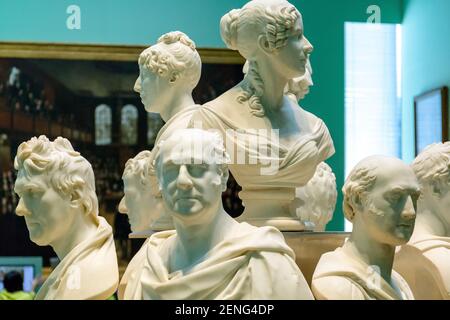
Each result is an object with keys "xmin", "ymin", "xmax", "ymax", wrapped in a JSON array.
[
  {"xmin": 0, "ymin": 0, "xmax": 248, "ymax": 46},
  {"xmin": 401, "ymin": 0, "xmax": 450, "ymax": 163},
  {"xmin": 0, "ymin": 0, "xmax": 404, "ymax": 231},
  {"xmin": 293, "ymin": 0, "xmax": 402, "ymax": 231}
]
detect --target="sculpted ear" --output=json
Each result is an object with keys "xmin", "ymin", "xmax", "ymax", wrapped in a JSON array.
[
  {"xmin": 169, "ymin": 71, "xmax": 181, "ymax": 84},
  {"xmin": 431, "ymin": 180, "xmax": 443, "ymax": 198},
  {"xmin": 351, "ymin": 193, "xmax": 364, "ymax": 212},
  {"xmin": 257, "ymin": 34, "xmax": 274, "ymax": 55}
]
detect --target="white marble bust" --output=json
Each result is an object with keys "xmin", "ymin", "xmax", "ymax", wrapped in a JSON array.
[
  {"xmin": 312, "ymin": 156, "xmax": 419, "ymax": 300},
  {"xmin": 395, "ymin": 142, "xmax": 450, "ymax": 299},
  {"xmin": 119, "ymin": 129, "xmax": 314, "ymax": 300},
  {"xmin": 119, "ymin": 150, "xmax": 164, "ymax": 235},
  {"xmin": 14, "ymin": 135, "xmax": 119, "ymax": 300},
  {"xmin": 189, "ymin": 0, "xmax": 335, "ymax": 231},
  {"xmin": 290, "ymin": 162, "xmax": 337, "ymax": 231},
  {"xmin": 134, "ymin": 31, "xmax": 202, "ymax": 231}
]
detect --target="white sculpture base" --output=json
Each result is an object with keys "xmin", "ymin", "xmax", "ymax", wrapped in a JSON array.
[{"xmin": 237, "ymin": 188, "xmax": 314, "ymax": 231}]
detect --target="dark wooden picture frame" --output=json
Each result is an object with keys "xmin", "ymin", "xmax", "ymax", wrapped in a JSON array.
[{"xmin": 414, "ymin": 86, "xmax": 449, "ymax": 155}]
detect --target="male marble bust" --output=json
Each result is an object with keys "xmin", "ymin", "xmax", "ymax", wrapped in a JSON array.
[
  {"xmin": 14, "ymin": 136, "xmax": 119, "ymax": 300},
  {"xmin": 120, "ymin": 129, "xmax": 313, "ymax": 300},
  {"xmin": 119, "ymin": 150, "xmax": 163, "ymax": 235},
  {"xmin": 312, "ymin": 155, "xmax": 419, "ymax": 300},
  {"xmin": 395, "ymin": 142, "xmax": 450, "ymax": 299}
]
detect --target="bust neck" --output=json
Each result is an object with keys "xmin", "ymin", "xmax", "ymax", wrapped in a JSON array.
[
  {"xmin": 159, "ymin": 91, "xmax": 195, "ymax": 122},
  {"xmin": 246, "ymin": 58, "xmax": 289, "ymax": 114},
  {"xmin": 171, "ymin": 204, "xmax": 238, "ymax": 273},
  {"xmin": 348, "ymin": 222, "xmax": 396, "ymax": 285},
  {"xmin": 51, "ymin": 212, "xmax": 99, "ymax": 260}
]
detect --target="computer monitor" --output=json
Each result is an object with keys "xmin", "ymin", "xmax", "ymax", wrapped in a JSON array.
[{"xmin": 0, "ymin": 257, "xmax": 43, "ymax": 292}]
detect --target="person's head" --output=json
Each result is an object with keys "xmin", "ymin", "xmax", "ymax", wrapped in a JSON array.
[
  {"xmin": 343, "ymin": 156, "xmax": 420, "ymax": 246},
  {"xmin": 134, "ymin": 31, "xmax": 201, "ymax": 113},
  {"xmin": 412, "ymin": 142, "xmax": 450, "ymax": 227},
  {"xmin": 153, "ymin": 129, "xmax": 229, "ymax": 226},
  {"xmin": 3, "ymin": 271, "xmax": 23, "ymax": 293},
  {"xmin": 14, "ymin": 136, "xmax": 98, "ymax": 247},
  {"xmin": 294, "ymin": 162, "xmax": 336, "ymax": 231},
  {"xmin": 119, "ymin": 150, "xmax": 162, "ymax": 232},
  {"xmin": 221, "ymin": 0, "xmax": 313, "ymax": 117}
]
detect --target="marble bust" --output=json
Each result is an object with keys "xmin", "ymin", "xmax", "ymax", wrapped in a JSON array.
[
  {"xmin": 290, "ymin": 162, "xmax": 337, "ymax": 231},
  {"xmin": 134, "ymin": 30, "xmax": 202, "ymax": 231},
  {"xmin": 14, "ymin": 136, "xmax": 119, "ymax": 300},
  {"xmin": 312, "ymin": 156, "xmax": 419, "ymax": 300},
  {"xmin": 395, "ymin": 142, "xmax": 450, "ymax": 299},
  {"xmin": 189, "ymin": 0, "xmax": 335, "ymax": 230},
  {"xmin": 120, "ymin": 129, "xmax": 314, "ymax": 300},
  {"xmin": 119, "ymin": 150, "xmax": 164, "ymax": 236}
]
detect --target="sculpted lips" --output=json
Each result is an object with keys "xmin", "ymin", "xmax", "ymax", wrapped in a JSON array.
[
  {"xmin": 175, "ymin": 195, "xmax": 199, "ymax": 202},
  {"xmin": 26, "ymin": 219, "xmax": 40, "ymax": 227},
  {"xmin": 397, "ymin": 222, "xmax": 413, "ymax": 228}
]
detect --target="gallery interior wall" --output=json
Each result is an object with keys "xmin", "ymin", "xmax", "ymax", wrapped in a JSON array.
[
  {"xmin": 0, "ymin": 0, "xmax": 405, "ymax": 231},
  {"xmin": 401, "ymin": 0, "xmax": 450, "ymax": 163}
]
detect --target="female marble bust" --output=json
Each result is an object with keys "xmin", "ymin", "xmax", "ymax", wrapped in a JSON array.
[{"xmin": 189, "ymin": 0, "xmax": 335, "ymax": 230}]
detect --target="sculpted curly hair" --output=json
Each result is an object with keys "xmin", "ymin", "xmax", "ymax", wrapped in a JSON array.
[
  {"xmin": 122, "ymin": 150, "xmax": 152, "ymax": 186},
  {"xmin": 342, "ymin": 160, "xmax": 378, "ymax": 222},
  {"xmin": 412, "ymin": 142, "xmax": 450, "ymax": 194},
  {"xmin": 220, "ymin": 0, "xmax": 300, "ymax": 117},
  {"xmin": 14, "ymin": 135, "xmax": 99, "ymax": 219},
  {"xmin": 138, "ymin": 31, "xmax": 201, "ymax": 89}
]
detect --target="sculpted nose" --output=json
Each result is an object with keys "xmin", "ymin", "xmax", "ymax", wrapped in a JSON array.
[
  {"xmin": 16, "ymin": 198, "xmax": 30, "ymax": 216},
  {"xmin": 118, "ymin": 197, "xmax": 127, "ymax": 214},
  {"xmin": 134, "ymin": 76, "xmax": 142, "ymax": 93},
  {"xmin": 176, "ymin": 165, "xmax": 193, "ymax": 190},
  {"xmin": 401, "ymin": 196, "xmax": 416, "ymax": 221},
  {"xmin": 303, "ymin": 37, "xmax": 313, "ymax": 55}
]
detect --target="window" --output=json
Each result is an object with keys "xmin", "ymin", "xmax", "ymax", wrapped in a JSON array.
[
  {"xmin": 95, "ymin": 104, "xmax": 112, "ymax": 145},
  {"xmin": 120, "ymin": 104, "xmax": 138, "ymax": 145},
  {"xmin": 345, "ymin": 22, "xmax": 402, "ymax": 231}
]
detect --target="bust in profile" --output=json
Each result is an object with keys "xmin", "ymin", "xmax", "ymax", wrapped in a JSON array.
[
  {"xmin": 134, "ymin": 30, "xmax": 202, "ymax": 231},
  {"xmin": 290, "ymin": 162, "xmax": 337, "ymax": 231},
  {"xmin": 395, "ymin": 142, "xmax": 450, "ymax": 299},
  {"xmin": 189, "ymin": 0, "xmax": 334, "ymax": 230},
  {"xmin": 14, "ymin": 136, "xmax": 119, "ymax": 300},
  {"xmin": 312, "ymin": 155, "xmax": 419, "ymax": 300},
  {"xmin": 118, "ymin": 150, "xmax": 164, "ymax": 235},
  {"xmin": 120, "ymin": 128, "xmax": 313, "ymax": 300}
]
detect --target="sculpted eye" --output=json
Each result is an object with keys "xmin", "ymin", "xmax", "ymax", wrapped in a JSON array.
[
  {"xmin": 388, "ymin": 192, "xmax": 402, "ymax": 204},
  {"xmin": 188, "ymin": 164, "xmax": 208, "ymax": 177}
]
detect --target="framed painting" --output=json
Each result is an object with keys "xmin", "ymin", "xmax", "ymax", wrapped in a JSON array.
[{"xmin": 414, "ymin": 86, "xmax": 448, "ymax": 155}]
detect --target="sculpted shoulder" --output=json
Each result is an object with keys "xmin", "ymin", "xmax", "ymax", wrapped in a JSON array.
[
  {"xmin": 312, "ymin": 275, "xmax": 366, "ymax": 300},
  {"xmin": 201, "ymin": 85, "xmax": 254, "ymax": 121}
]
